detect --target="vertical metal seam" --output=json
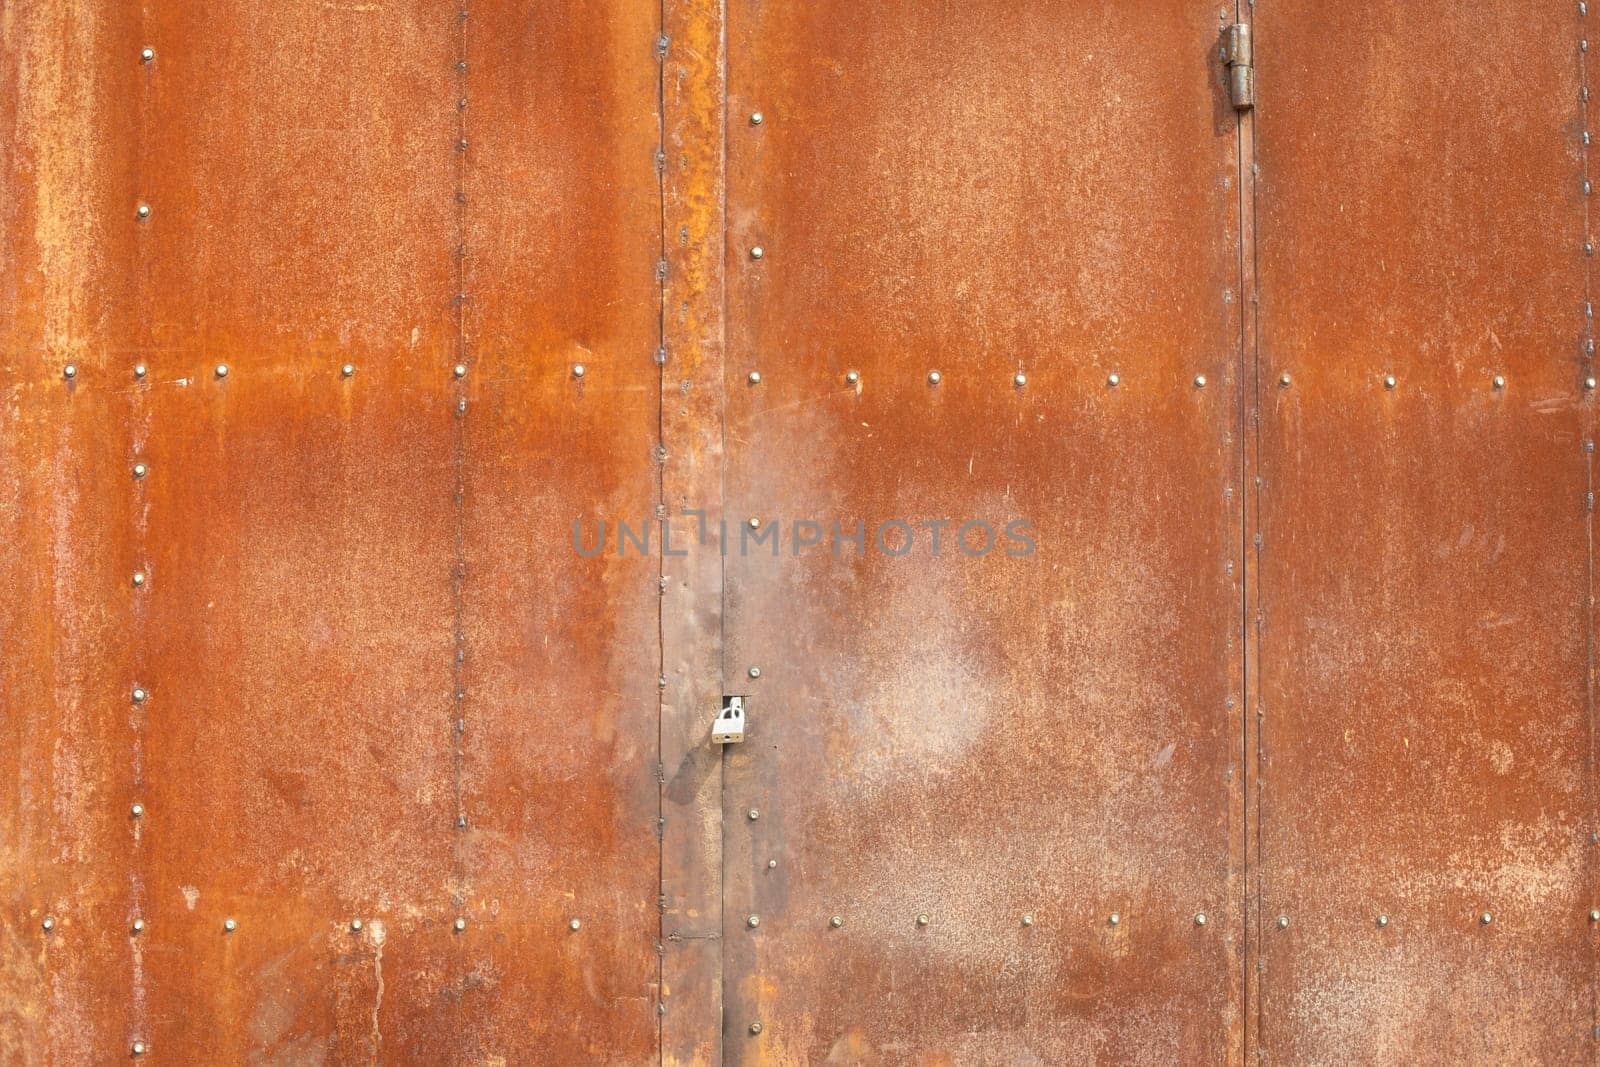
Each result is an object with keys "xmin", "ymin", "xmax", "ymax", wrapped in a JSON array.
[
  {"xmin": 450, "ymin": 0, "xmax": 471, "ymax": 950},
  {"xmin": 655, "ymin": 0, "xmax": 669, "ymax": 1053},
  {"xmin": 1579, "ymin": 0, "xmax": 1598, "ymax": 1045},
  {"xmin": 715, "ymin": 0, "xmax": 730, "ymax": 1051}
]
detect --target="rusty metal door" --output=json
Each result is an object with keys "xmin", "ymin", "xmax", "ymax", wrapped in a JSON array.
[
  {"xmin": 6, "ymin": 1, "xmax": 1600, "ymax": 1064},
  {"xmin": 714, "ymin": 2, "xmax": 1247, "ymax": 1061}
]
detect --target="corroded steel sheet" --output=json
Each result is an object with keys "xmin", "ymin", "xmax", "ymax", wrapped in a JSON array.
[
  {"xmin": 2, "ymin": 1, "xmax": 664, "ymax": 1062},
  {"xmin": 1252, "ymin": 1, "xmax": 1597, "ymax": 1060},
  {"xmin": 720, "ymin": 2, "xmax": 1246, "ymax": 1061}
]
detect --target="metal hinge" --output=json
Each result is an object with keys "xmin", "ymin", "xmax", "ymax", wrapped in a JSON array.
[{"xmin": 1223, "ymin": 24, "xmax": 1255, "ymax": 111}]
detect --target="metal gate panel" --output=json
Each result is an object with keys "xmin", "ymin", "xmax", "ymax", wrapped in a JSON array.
[
  {"xmin": 1251, "ymin": 2, "xmax": 1596, "ymax": 1060},
  {"xmin": 721, "ymin": 2, "xmax": 1245, "ymax": 1061}
]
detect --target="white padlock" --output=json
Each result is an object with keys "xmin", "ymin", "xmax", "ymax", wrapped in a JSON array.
[{"xmin": 712, "ymin": 696, "xmax": 746, "ymax": 744}]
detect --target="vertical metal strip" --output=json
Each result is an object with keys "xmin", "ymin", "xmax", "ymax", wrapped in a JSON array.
[
  {"xmin": 1579, "ymin": 0, "xmax": 1599, "ymax": 1046},
  {"xmin": 659, "ymin": 0, "xmax": 728, "ymax": 1060},
  {"xmin": 1236, "ymin": 0, "xmax": 1264, "ymax": 1061}
]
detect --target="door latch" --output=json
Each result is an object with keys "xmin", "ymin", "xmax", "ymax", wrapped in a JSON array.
[
  {"xmin": 713, "ymin": 696, "xmax": 746, "ymax": 744},
  {"xmin": 1223, "ymin": 24, "xmax": 1254, "ymax": 111}
]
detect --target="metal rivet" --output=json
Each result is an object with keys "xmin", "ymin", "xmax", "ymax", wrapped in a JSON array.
[
  {"xmin": 845, "ymin": 370, "xmax": 860, "ymax": 385},
  {"xmin": 1021, "ymin": 914, "xmax": 1034, "ymax": 927},
  {"xmin": 750, "ymin": 112, "xmax": 764, "ymax": 125},
  {"xmin": 1480, "ymin": 912, "xmax": 1493, "ymax": 925},
  {"xmin": 747, "ymin": 914, "xmax": 760, "ymax": 928},
  {"xmin": 569, "ymin": 918, "xmax": 581, "ymax": 931},
  {"xmin": 453, "ymin": 363, "xmax": 467, "ymax": 378},
  {"xmin": 62, "ymin": 364, "xmax": 77, "ymax": 380},
  {"xmin": 341, "ymin": 363, "xmax": 356, "ymax": 378},
  {"xmin": 1109, "ymin": 912, "xmax": 1121, "ymax": 926},
  {"xmin": 747, "ymin": 808, "xmax": 759, "ymax": 821},
  {"xmin": 214, "ymin": 364, "xmax": 229, "ymax": 379},
  {"xmin": 1383, "ymin": 375, "xmax": 1397, "ymax": 390},
  {"xmin": 830, "ymin": 915, "xmax": 842, "ymax": 927},
  {"xmin": 748, "ymin": 517, "xmax": 761, "ymax": 529},
  {"xmin": 748, "ymin": 370, "xmax": 761, "ymax": 385},
  {"xmin": 767, "ymin": 859, "xmax": 777, "ymax": 869},
  {"xmin": 1279, "ymin": 372, "xmax": 1291, "ymax": 387},
  {"xmin": 1194, "ymin": 912, "xmax": 1208, "ymax": 926},
  {"xmin": 1107, "ymin": 373, "xmax": 1121, "ymax": 387},
  {"xmin": 1589, "ymin": 908, "xmax": 1599, "ymax": 922},
  {"xmin": 1277, "ymin": 915, "xmax": 1289, "ymax": 929},
  {"xmin": 134, "ymin": 364, "xmax": 148, "ymax": 379},
  {"xmin": 42, "ymin": 917, "xmax": 55, "ymax": 932},
  {"xmin": 130, "ymin": 803, "xmax": 144, "ymax": 818},
  {"xmin": 916, "ymin": 913, "xmax": 929, "ymax": 926},
  {"xmin": 132, "ymin": 1041, "xmax": 146, "ymax": 1056},
  {"xmin": 1587, "ymin": 377, "xmax": 1597, "ymax": 391},
  {"xmin": 749, "ymin": 246, "xmax": 764, "ymax": 260},
  {"xmin": 1492, "ymin": 375, "xmax": 1505, "ymax": 390},
  {"xmin": 748, "ymin": 666, "xmax": 761, "ymax": 679},
  {"xmin": 453, "ymin": 917, "xmax": 466, "ymax": 932},
  {"xmin": 132, "ymin": 918, "xmax": 146, "ymax": 934},
  {"xmin": 749, "ymin": 1022, "xmax": 764, "ymax": 1035},
  {"xmin": 1376, "ymin": 914, "xmax": 1389, "ymax": 927},
  {"xmin": 1194, "ymin": 375, "xmax": 1207, "ymax": 389},
  {"xmin": 928, "ymin": 370, "xmax": 942, "ymax": 385},
  {"xmin": 135, "ymin": 203, "xmax": 151, "ymax": 220},
  {"xmin": 132, "ymin": 463, "xmax": 148, "ymax": 479},
  {"xmin": 223, "ymin": 918, "xmax": 237, "ymax": 932},
  {"xmin": 140, "ymin": 47, "xmax": 155, "ymax": 63},
  {"xmin": 1013, "ymin": 372, "xmax": 1027, "ymax": 387},
  {"xmin": 350, "ymin": 918, "xmax": 363, "ymax": 932},
  {"xmin": 131, "ymin": 687, "xmax": 147, "ymax": 703}
]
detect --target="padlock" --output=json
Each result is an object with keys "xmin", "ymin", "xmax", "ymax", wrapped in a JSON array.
[{"xmin": 713, "ymin": 696, "xmax": 746, "ymax": 744}]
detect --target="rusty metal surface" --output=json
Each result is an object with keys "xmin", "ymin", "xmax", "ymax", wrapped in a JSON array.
[
  {"xmin": 3, "ymin": 1, "xmax": 663, "ymax": 1062},
  {"xmin": 1252, "ymin": 1, "xmax": 1597, "ymax": 1060},
  {"xmin": 720, "ymin": 2, "xmax": 1245, "ymax": 1062}
]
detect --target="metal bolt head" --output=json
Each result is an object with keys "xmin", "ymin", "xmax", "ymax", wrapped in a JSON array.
[
  {"xmin": 132, "ymin": 918, "xmax": 146, "ymax": 934},
  {"xmin": 341, "ymin": 363, "xmax": 356, "ymax": 378},
  {"xmin": 747, "ymin": 914, "xmax": 760, "ymax": 928},
  {"xmin": 1277, "ymin": 915, "xmax": 1289, "ymax": 929},
  {"xmin": 749, "ymin": 246, "xmax": 764, "ymax": 260},
  {"xmin": 1109, "ymin": 912, "xmax": 1121, "ymax": 926},
  {"xmin": 1384, "ymin": 374, "xmax": 1397, "ymax": 389},
  {"xmin": 748, "ymin": 666, "xmax": 761, "ymax": 679},
  {"xmin": 1194, "ymin": 912, "xmax": 1208, "ymax": 926},
  {"xmin": 1492, "ymin": 375, "xmax": 1505, "ymax": 390},
  {"xmin": 1587, "ymin": 377, "xmax": 1597, "ymax": 391},
  {"xmin": 132, "ymin": 1041, "xmax": 146, "ymax": 1056},
  {"xmin": 132, "ymin": 463, "xmax": 148, "ymax": 479},
  {"xmin": 62, "ymin": 364, "xmax": 77, "ymax": 380},
  {"xmin": 453, "ymin": 363, "xmax": 467, "ymax": 378},
  {"xmin": 747, "ymin": 808, "xmax": 759, "ymax": 821},
  {"xmin": 1013, "ymin": 372, "xmax": 1027, "ymax": 387},
  {"xmin": 132, "ymin": 572, "xmax": 146, "ymax": 587},
  {"xmin": 845, "ymin": 370, "xmax": 860, "ymax": 385},
  {"xmin": 830, "ymin": 915, "xmax": 842, "ymax": 928},
  {"xmin": 916, "ymin": 913, "xmax": 929, "ymax": 926},
  {"xmin": 749, "ymin": 1021, "xmax": 764, "ymax": 1035},
  {"xmin": 131, "ymin": 687, "xmax": 147, "ymax": 703},
  {"xmin": 1480, "ymin": 912, "xmax": 1493, "ymax": 925},
  {"xmin": 41, "ymin": 917, "xmax": 55, "ymax": 932},
  {"xmin": 750, "ymin": 112, "xmax": 764, "ymax": 125},
  {"xmin": 133, "ymin": 363, "xmax": 148, "ymax": 379},
  {"xmin": 214, "ymin": 363, "xmax": 228, "ymax": 379},
  {"xmin": 1021, "ymin": 914, "xmax": 1034, "ymax": 927},
  {"xmin": 572, "ymin": 363, "xmax": 585, "ymax": 379},
  {"xmin": 1589, "ymin": 908, "xmax": 1599, "ymax": 922},
  {"xmin": 135, "ymin": 203, "xmax": 151, "ymax": 220},
  {"xmin": 1376, "ymin": 914, "xmax": 1389, "ymax": 927},
  {"xmin": 453, "ymin": 917, "xmax": 466, "ymax": 932},
  {"xmin": 569, "ymin": 918, "xmax": 581, "ymax": 931},
  {"xmin": 927, "ymin": 370, "xmax": 942, "ymax": 385},
  {"xmin": 130, "ymin": 803, "xmax": 144, "ymax": 818},
  {"xmin": 747, "ymin": 370, "xmax": 761, "ymax": 385},
  {"xmin": 767, "ymin": 859, "xmax": 777, "ymax": 869},
  {"xmin": 747, "ymin": 517, "xmax": 761, "ymax": 529},
  {"xmin": 1194, "ymin": 375, "xmax": 1207, "ymax": 389},
  {"xmin": 223, "ymin": 918, "xmax": 237, "ymax": 932},
  {"xmin": 1279, "ymin": 372, "xmax": 1291, "ymax": 387},
  {"xmin": 140, "ymin": 47, "xmax": 155, "ymax": 63},
  {"xmin": 350, "ymin": 918, "xmax": 363, "ymax": 932}
]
